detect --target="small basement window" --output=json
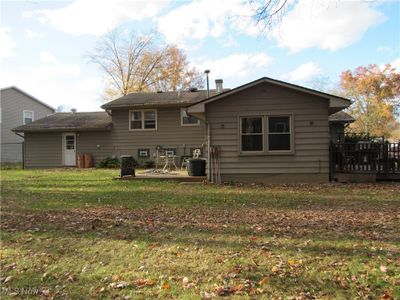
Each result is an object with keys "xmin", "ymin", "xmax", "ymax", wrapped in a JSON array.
[
  {"xmin": 181, "ymin": 108, "xmax": 200, "ymax": 126},
  {"xmin": 23, "ymin": 110, "xmax": 34, "ymax": 124},
  {"xmin": 164, "ymin": 148, "xmax": 177, "ymax": 156},
  {"xmin": 240, "ymin": 116, "xmax": 263, "ymax": 152},
  {"xmin": 138, "ymin": 149, "xmax": 150, "ymax": 158},
  {"xmin": 267, "ymin": 116, "xmax": 292, "ymax": 152},
  {"xmin": 130, "ymin": 109, "xmax": 157, "ymax": 130}
]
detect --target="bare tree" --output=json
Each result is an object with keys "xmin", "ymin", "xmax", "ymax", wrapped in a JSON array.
[
  {"xmin": 89, "ymin": 30, "xmax": 203, "ymax": 101},
  {"xmin": 249, "ymin": 0, "xmax": 292, "ymax": 29}
]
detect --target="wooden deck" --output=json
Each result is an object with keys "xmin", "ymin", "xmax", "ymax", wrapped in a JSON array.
[{"xmin": 330, "ymin": 142, "xmax": 400, "ymax": 181}]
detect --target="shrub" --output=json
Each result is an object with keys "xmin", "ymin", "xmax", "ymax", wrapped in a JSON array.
[
  {"xmin": 97, "ymin": 157, "xmax": 120, "ymax": 168},
  {"xmin": 1, "ymin": 163, "xmax": 23, "ymax": 169},
  {"xmin": 144, "ymin": 160, "xmax": 155, "ymax": 169},
  {"xmin": 344, "ymin": 132, "xmax": 380, "ymax": 143}
]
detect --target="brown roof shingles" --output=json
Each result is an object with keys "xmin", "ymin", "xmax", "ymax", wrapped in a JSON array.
[
  {"xmin": 13, "ymin": 112, "xmax": 112, "ymax": 132},
  {"xmin": 329, "ymin": 111, "xmax": 355, "ymax": 123},
  {"xmin": 101, "ymin": 89, "xmax": 224, "ymax": 109}
]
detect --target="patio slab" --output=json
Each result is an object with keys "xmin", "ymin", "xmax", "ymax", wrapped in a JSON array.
[{"xmin": 114, "ymin": 169, "xmax": 206, "ymax": 182}]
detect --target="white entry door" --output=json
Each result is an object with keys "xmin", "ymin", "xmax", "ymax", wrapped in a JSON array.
[{"xmin": 63, "ymin": 133, "xmax": 76, "ymax": 166}]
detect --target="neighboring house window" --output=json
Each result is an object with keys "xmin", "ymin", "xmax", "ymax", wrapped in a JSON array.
[
  {"xmin": 240, "ymin": 116, "xmax": 264, "ymax": 152},
  {"xmin": 181, "ymin": 108, "xmax": 200, "ymax": 126},
  {"xmin": 23, "ymin": 110, "xmax": 34, "ymax": 124},
  {"xmin": 129, "ymin": 109, "xmax": 157, "ymax": 130},
  {"xmin": 267, "ymin": 116, "xmax": 292, "ymax": 152},
  {"xmin": 138, "ymin": 149, "xmax": 150, "ymax": 158}
]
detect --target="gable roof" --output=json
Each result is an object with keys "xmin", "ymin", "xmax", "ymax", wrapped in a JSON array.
[
  {"xmin": 101, "ymin": 89, "xmax": 228, "ymax": 109},
  {"xmin": 187, "ymin": 77, "xmax": 351, "ymax": 109},
  {"xmin": 13, "ymin": 112, "xmax": 112, "ymax": 132},
  {"xmin": 1, "ymin": 86, "xmax": 55, "ymax": 111}
]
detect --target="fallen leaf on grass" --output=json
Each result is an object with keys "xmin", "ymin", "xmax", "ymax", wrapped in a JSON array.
[
  {"xmin": 271, "ymin": 265, "xmax": 279, "ymax": 273},
  {"xmin": 182, "ymin": 277, "xmax": 189, "ymax": 285},
  {"xmin": 258, "ymin": 277, "xmax": 269, "ymax": 286},
  {"xmin": 134, "ymin": 278, "xmax": 156, "ymax": 288},
  {"xmin": 161, "ymin": 282, "xmax": 170, "ymax": 290},
  {"xmin": 116, "ymin": 281, "xmax": 127, "ymax": 289},
  {"xmin": 4, "ymin": 276, "xmax": 13, "ymax": 283},
  {"xmin": 380, "ymin": 291, "xmax": 393, "ymax": 300},
  {"xmin": 215, "ymin": 285, "xmax": 245, "ymax": 296},
  {"xmin": 380, "ymin": 265, "xmax": 387, "ymax": 273}
]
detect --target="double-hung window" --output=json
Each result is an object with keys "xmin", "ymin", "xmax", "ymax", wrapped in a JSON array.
[
  {"xmin": 267, "ymin": 116, "xmax": 291, "ymax": 152},
  {"xmin": 240, "ymin": 116, "xmax": 264, "ymax": 152},
  {"xmin": 23, "ymin": 110, "xmax": 34, "ymax": 124},
  {"xmin": 130, "ymin": 110, "xmax": 157, "ymax": 130}
]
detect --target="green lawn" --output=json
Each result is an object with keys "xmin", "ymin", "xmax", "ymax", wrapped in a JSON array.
[{"xmin": 1, "ymin": 169, "xmax": 399, "ymax": 299}]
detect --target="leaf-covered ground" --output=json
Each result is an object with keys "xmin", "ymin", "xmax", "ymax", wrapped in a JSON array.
[{"xmin": 1, "ymin": 169, "xmax": 399, "ymax": 299}]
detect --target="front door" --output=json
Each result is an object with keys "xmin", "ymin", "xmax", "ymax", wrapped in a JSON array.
[{"xmin": 63, "ymin": 133, "xmax": 76, "ymax": 166}]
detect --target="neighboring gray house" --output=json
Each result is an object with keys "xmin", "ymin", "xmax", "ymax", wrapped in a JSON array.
[
  {"xmin": 13, "ymin": 77, "xmax": 353, "ymax": 183},
  {"xmin": 1, "ymin": 86, "xmax": 55, "ymax": 164}
]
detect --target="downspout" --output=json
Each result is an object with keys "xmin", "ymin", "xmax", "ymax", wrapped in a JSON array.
[{"xmin": 207, "ymin": 121, "xmax": 211, "ymax": 181}]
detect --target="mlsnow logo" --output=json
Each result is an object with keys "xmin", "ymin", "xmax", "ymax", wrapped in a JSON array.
[{"xmin": 1, "ymin": 287, "xmax": 40, "ymax": 296}]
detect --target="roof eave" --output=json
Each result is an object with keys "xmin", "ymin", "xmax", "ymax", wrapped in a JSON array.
[
  {"xmin": 13, "ymin": 127, "xmax": 113, "ymax": 133},
  {"xmin": 102, "ymin": 102, "xmax": 196, "ymax": 110}
]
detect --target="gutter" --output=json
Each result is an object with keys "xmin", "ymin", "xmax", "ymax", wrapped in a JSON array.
[{"xmin": 14, "ymin": 132, "xmax": 24, "ymax": 139}]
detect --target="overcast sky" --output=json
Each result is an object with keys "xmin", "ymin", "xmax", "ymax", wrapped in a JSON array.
[{"xmin": 0, "ymin": 0, "xmax": 399, "ymax": 111}]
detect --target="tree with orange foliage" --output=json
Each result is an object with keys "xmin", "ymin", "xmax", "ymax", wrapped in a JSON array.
[{"xmin": 340, "ymin": 64, "xmax": 400, "ymax": 138}]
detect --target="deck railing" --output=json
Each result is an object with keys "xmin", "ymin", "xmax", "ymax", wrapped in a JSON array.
[{"xmin": 330, "ymin": 142, "xmax": 400, "ymax": 177}]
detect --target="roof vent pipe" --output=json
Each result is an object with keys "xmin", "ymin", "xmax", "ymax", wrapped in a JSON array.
[
  {"xmin": 204, "ymin": 69, "xmax": 210, "ymax": 98},
  {"xmin": 215, "ymin": 79, "xmax": 223, "ymax": 94},
  {"xmin": 71, "ymin": 108, "xmax": 77, "ymax": 113}
]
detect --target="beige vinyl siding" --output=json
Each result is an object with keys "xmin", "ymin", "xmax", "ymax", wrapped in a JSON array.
[
  {"xmin": 110, "ymin": 107, "xmax": 206, "ymax": 159},
  {"xmin": 1, "ymin": 88, "xmax": 54, "ymax": 163},
  {"xmin": 205, "ymin": 82, "xmax": 330, "ymax": 182},
  {"xmin": 24, "ymin": 133, "xmax": 62, "ymax": 168},
  {"xmin": 77, "ymin": 132, "xmax": 113, "ymax": 165}
]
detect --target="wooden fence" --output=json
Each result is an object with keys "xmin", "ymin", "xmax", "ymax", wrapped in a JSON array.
[{"xmin": 330, "ymin": 142, "xmax": 400, "ymax": 180}]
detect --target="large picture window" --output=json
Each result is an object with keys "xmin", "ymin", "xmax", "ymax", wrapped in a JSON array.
[
  {"xmin": 240, "ymin": 116, "xmax": 263, "ymax": 152},
  {"xmin": 181, "ymin": 108, "xmax": 200, "ymax": 126},
  {"xmin": 267, "ymin": 116, "xmax": 291, "ymax": 151},
  {"xmin": 130, "ymin": 110, "xmax": 157, "ymax": 130}
]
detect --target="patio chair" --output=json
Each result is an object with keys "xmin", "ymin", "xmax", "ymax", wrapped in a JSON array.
[{"xmin": 155, "ymin": 149, "xmax": 167, "ymax": 170}]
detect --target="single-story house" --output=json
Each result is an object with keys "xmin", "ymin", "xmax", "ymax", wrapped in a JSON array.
[{"xmin": 13, "ymin": 77, "xmax": 354, "ymax": 183}]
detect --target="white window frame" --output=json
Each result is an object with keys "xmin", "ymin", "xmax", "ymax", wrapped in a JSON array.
[
  {"xmin": 239, "ymin": 115, "xmax": 264, "ymax": 153},
  {"xmin": 23, "ymin": 110, "xmax": 34, "ymax": 125},
  {"xmin": 138, "ymin": 149, "xmax": 150, "ymax": 158},
  {"xmin": 129, "ymin": 109, "xmax": 157, "ymax": 131},
  {"xmin": 266, "ymin": 115, "xmax": 293, "ymax": 154},
  {"xmin": 181, "ymin": 108, "xmax": 200, "ymax": 126}
]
